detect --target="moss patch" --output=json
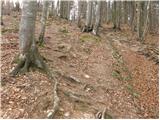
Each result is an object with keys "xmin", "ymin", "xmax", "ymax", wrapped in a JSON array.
[
  {"xmin": 126, "ymin": 84, "xmax": 140, "ymax": 98},
  {"xmin": 80, "ymin": 34, "xmax": 101, "ymax": 43}
]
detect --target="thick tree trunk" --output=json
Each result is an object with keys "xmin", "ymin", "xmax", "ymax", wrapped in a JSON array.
[
  {"xmin": 92, "ymin": 1, "xmax": 101, "ymax": 35},
  {"xmin": 39, "ymin": 1, "xmax": 49, "ymax": 45},
  {"xmin": 11, "ymin": 1, "xmax": 48, "ymax": 76}
]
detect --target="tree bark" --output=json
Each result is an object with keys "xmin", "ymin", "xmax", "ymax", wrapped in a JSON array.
[
  {"xmin": 77, "ymin": 0, "xmax": 82, "ymax": 28},
  {"xmin": 137, "ymin": 1, "xmax": 150, "ymax": 41},
  {"xmin": 92, "ymin": 1, "xmax": 101, "ymax": 35},
  {"xmin": 82, "ymin": 1, "xmax": 93, "ymax": 32},
  {"xmin": 112, "ymin": 1, "xmax": 121, "ymax": 30},
  {"xmin": 106, "ymin": 1, "xmax": 111, "ymax": 24},
  {"xmin": 39, "ymin": 1, "xmax": 49, "ymax": 45},
  {"xmin": 1, "ymin": 1, "xmax": 4, "ymax": 25},
  {"xmin": 11, "ymin": 1, "xmax": 48, "ymax": 76}
]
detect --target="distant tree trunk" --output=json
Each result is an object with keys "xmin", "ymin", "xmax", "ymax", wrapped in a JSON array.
[
  {"xmin": 4, "ymin": 1, "xmax": 11, "ymax": 15},
  {"xmin": 91, "ymin": 1, "xmax": 96, "ymax": 27},
  {"xmin": 82, "ymin": 1, "xmax": 93, "ymax": 32},
  {"xmin": 124, "ymin": 1, "xmax": 128, "ymax": 24},
  {"xmin": 92, "ymin": 1, "xmax": 101, "ymax": 35},
  {"xmin": 141, "ymin": 1, "xmax": 150, "ymax": 41},
  {"xmin": 112, "ymin": 1, "xmax": 121, "ymax": 30},
  {"xmin": 77, "ymin": 1, "xmax": 82, "ymax": 28},
  {"xmin": 137, "ymin": 1, "xmax": 150, "ymax": 42},
  {"xmin": 67, "ymin": 1, "xmax": 71, "ymax": 20},
  {"xmin": 15, "ymin": 2, "xmax": 20, "ymax": 12},
  {"xmin": 106, "ymin": 1, "xmax": 111, "ymax": 24},
  {"xmin": 48, "ymin": 1, "xmax": 54, "ymax": 18},
  {"xmin": 39, "ymin": 1, "xmax": 49, "ymax": 45},
  {"xmin": 1, "ymin": 1, "xmax": 4, "ymax": 25},
  {"xmin": 129, "ymin": 1, "xmax": 136, "ymax": 31},
  {"xmin": 11, "ymin": 1, "xmax": 48, "ymax": 76},
  {"xmin": 117, "ymin": 1, "xmax": 121, "ymax": 29}
]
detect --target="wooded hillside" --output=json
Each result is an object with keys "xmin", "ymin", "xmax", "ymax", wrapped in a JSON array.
[{"xmin": 1, "ymin": 0, "xmax": 159, "ymax": 119}]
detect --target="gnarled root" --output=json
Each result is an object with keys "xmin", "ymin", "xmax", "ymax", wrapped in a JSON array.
[
  {"xmin": 82, "ymin": 25, "xmax": 93, "ymax": 32},
  {"xmin": 47, "ymin": 77, "xmax": 60, "ymax": 119},
  {"xmin": 10, "ymin": 46, "xmax": 50, "ymax": 77}
]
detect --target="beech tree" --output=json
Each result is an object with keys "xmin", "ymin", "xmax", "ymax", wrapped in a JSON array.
[
  {"xmin": 112, "ymin": 1, "xmax": 121, "ymax": 30},
  {"xmin": 137, "ymin": 1, "xmax": 150, "ymax": 41},
  {"xmin": 92, "ymin": 1, "xmax": 101, "ymax": 35},
  {"xmin": 1, "ymin": 1, "xmax": 4, "ymax": 25},
  {"xmin": 82, "ymin": 1, "xmax": 93, "ymax": 32},
  {"xmin": 11, "ymin": 0, "xmax": 48, "ymax": 76},
  {"xmin": 39, "ymin": 0, "xmax": 49, "ymax": 45}
]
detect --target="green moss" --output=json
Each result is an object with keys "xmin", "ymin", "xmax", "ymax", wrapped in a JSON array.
[
  {"xmin": 80, "ymin": 34, "xmax": 101, "ymax": 42},
  {"xmin": 126, "ymin": 84, "xmax": 140, "ymax": 98},
  {"xmin": 112, "ymin": 70, "xmax": 123, "ymax": 81}
]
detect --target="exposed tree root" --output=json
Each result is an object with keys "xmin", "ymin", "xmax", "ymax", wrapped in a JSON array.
[
  {"xmin": 82, "ymin": 25, "xmax": 93, "ymax": 32},
  {"xmin": 63, "ymin": 90, "xmax": 91, "ymax": 105},
  {"xmin": 47, "ymin": 77, "xmax": 60, "ymax": 119},
  {"xmin": 10, "ymin": 46, "xmax": 50, "ymax": 77},
  {"xmin": 95, "ymin": 107, "xmax": 112, "ymax": 119},
  {"xmin": 62, "ymin": 75, "xmax": 81, "ymax": 84},
  {"xmin": 10, "ymin": 46, "xmax": 61, "ymax": 118}
]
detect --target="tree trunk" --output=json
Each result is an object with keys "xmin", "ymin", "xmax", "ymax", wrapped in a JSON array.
[
  {"xmin": 141, "ymin": 1, "xmax": 150, "ymax": 41},
  {"xmin": 39, "ymin": 1, "xmax": 49, "ymax": 45},
  {"xmin": 77, "ymin": 0, "xmax": 82, "ymax": 28},
  {"xmin": 82, "ymin": 1, "xmax": 93, "ymax": 32},
  {"xmin": 11, "ymin": 1, "xmax": 48, "ymax": 76},
  {"xmin": 112, "ymin": 1, "xmax": 121, "ymax": 30},
  {"xmin": 92, "ymin": 1, "xmax": 101, "ymax": 35},
  {"xmin": 106, "ymin": 1, "xmax": 111, "ymax": 24},
  {"xmin": 137, "ymin": 1, "xmax": 150, "ymax": 42},
  {"xmin": 1, "ymin": 1, "xmax": 4, "ymax": 25}
]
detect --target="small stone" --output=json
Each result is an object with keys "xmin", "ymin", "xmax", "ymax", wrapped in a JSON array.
[
  {"xmin": 64, "ymin": 112, "xmax": 70, "ymax": 117},
  {"xmin": 84, "ymin": 74, "xmax": 90, "ymax": 79},
  {"xmin": 59, "ymin": 108, "xmax": 64, "ymax": 112}
]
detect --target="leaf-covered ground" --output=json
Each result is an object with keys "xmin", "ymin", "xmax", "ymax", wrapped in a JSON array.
[{"xmin": 1, "ymin": 13, "xmax": 159, "ymax": 119}]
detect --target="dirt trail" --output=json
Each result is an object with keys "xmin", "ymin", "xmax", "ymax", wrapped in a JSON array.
[{"xmin": 1, "ymin": 15, "xmax": 158, "ymax": 118}]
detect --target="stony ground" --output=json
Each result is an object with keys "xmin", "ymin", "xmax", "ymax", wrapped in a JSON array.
[{"xmin": 1, "ymin": 13, "xmax": 159, "ymax": 119}]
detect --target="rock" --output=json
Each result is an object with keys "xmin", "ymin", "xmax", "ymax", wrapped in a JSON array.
[
  {"xmin": 64, "ymin": 112, "xmax": 70, "ymax": 117},
  {"xmin": 84, "ymin": 74, "xmax": 90, "ymax": 79}
]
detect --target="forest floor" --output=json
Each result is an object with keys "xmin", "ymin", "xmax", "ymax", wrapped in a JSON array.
[{"xmin": 1, "ymin": 13, "xmax": 159, "ymax": 119}]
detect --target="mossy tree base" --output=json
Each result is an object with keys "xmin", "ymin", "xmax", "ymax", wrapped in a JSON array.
[{"xmin": 10, "ymin": 45, "xmax": 50, "ymax": 77}]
